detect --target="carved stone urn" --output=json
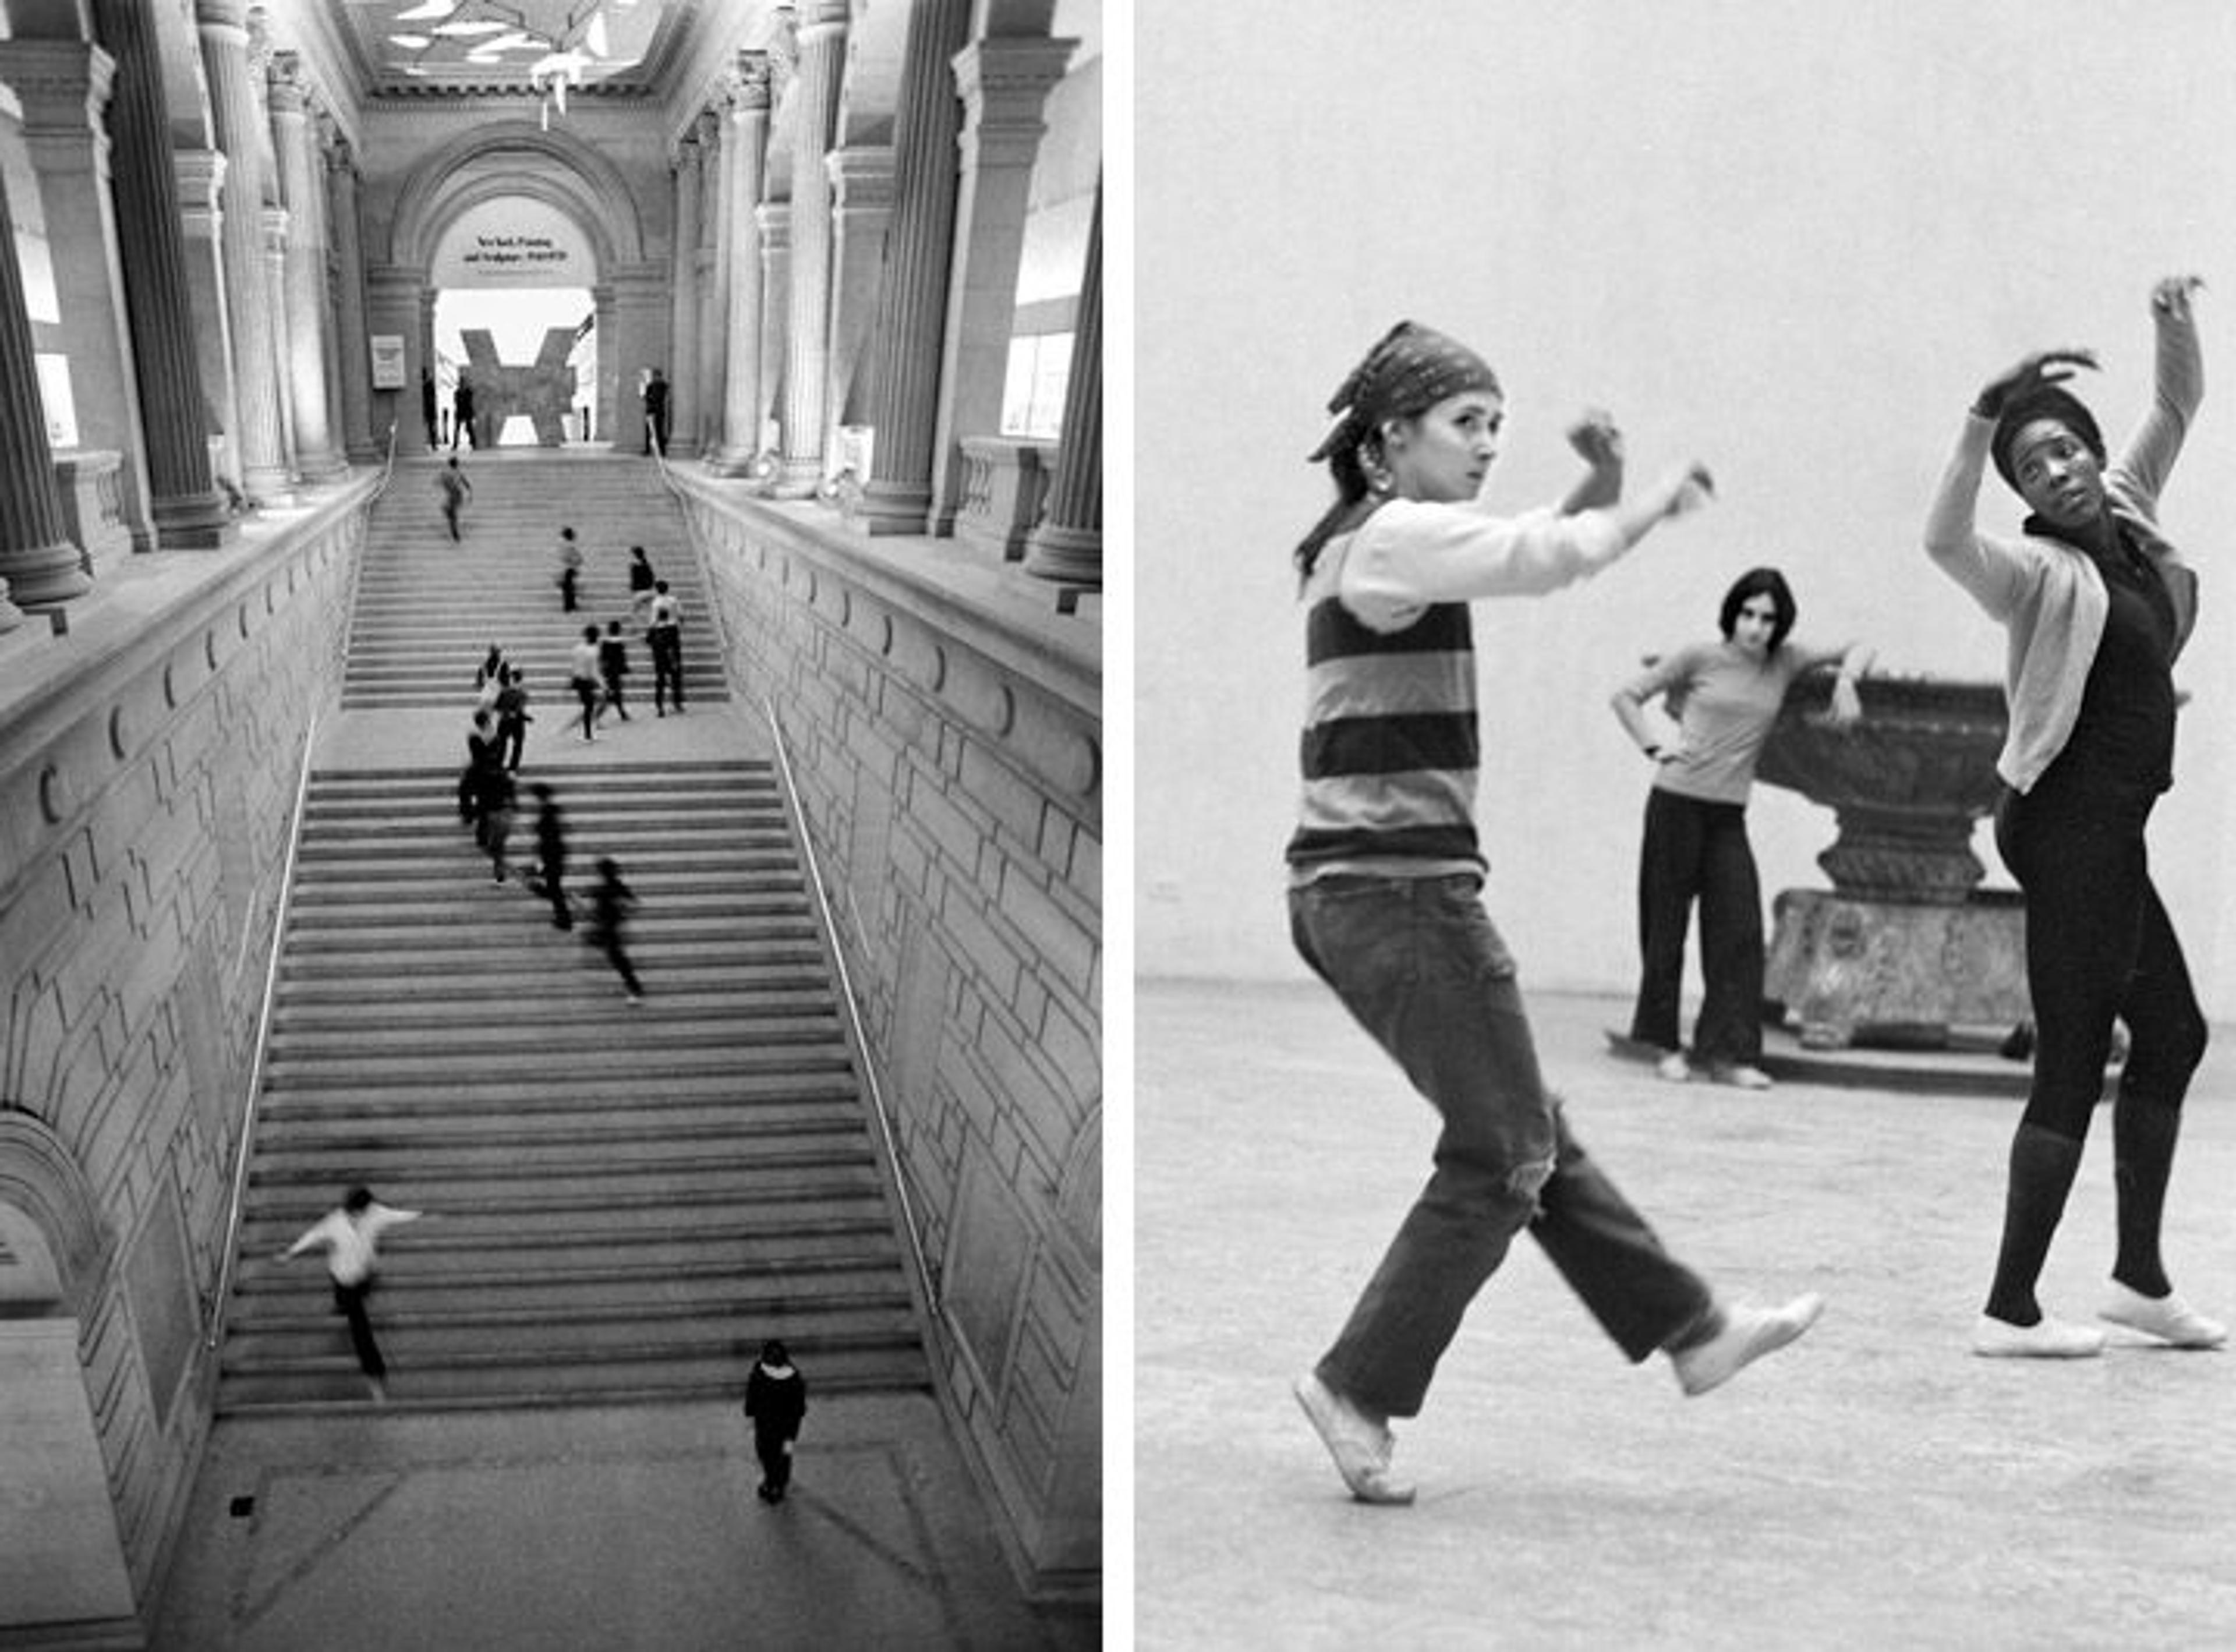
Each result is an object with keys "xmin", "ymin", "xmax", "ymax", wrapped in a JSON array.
[
  {"xmin": 1756, "ymin": 674, "xmax": 2029, "ymax": 1049},
  {"xmin": 1755, "ymin": 673, "xmax": 2009, "ymax": 904}
]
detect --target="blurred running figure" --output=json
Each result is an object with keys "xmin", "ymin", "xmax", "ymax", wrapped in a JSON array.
[
  {"xmin": 530, "ymin": 783, "xmax": 572, "ymax": 931},
  {"xmin": 278, "ymin": 1186, "xmax": 423, "ymax": 1402},
  {"xmin": 589, "ymin": 857, "xmax": 643, "ymax": 1003}
]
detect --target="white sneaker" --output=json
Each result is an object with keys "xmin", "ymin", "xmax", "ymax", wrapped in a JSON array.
[
  {"xmin": 2099, "ymin": 1283, "xmax": 2228, "ymax": 1349},
  {"xmin": 1292, "ymin": 1372, "xmax": 1416, "ymax": 1505},
  {"xmin": 1971, "ymin": 1312, "xmax": 2106, "ymax": 1359},
  {"xmin": 1710, "ymin": 1063, "xmax": 1774, "ymax": 1091},
  {"xmin": 1655, "ymin": 1052, "xmax": 1692, "ymax": 1083},
  {"xmin": 1671, "ymin": 1294, "xmax": 1824, "ymax": 1395}
]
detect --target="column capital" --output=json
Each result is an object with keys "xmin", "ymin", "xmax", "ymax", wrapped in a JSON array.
[
  {"xmin": 266, "ymin": 49, "xmax": 308, "ymax": 115},
  {"xmin": 953, "ymin": 36, "xmax": 1077, "ymax": 110},
  {"xmin": 799, "ymin": 0, "xmax": 850, "ymax": 35},
  {"xmin": 671, "ymin": 129, "xmax": 703, "ymax": 175},
  {"xmin": 756, "ymin": 201, "xmax": 791, "ymax": 249},
  {"xmin": 196, "ymin": 0, "xmax": 250, "ymax": 31},
  {"xmin": 827, "ymin": 145, "xmax": 895, "ymax": 213},
  {"xmin": 0, "ymin": 40, "xmax": 116, "ymax": 130},
  {"xmin": 246, "ymin": 6, "xmax": 276, "ymax": 75},
  {"xmin": 720, "ymin": 49, "xmax": 773, "ymax": 113},
  {"xmin": 695, "ymin": 106, "xmax": 722, "ymax": 147}
]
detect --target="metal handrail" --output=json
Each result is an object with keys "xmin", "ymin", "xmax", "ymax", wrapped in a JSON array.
[
  {"xmin": 203, "ymin": 709, "xmax": 319, "ymax": 1349},
  {"xmin": 761, "ymin": 695, "xmax": 939, "ymax": 1315}
]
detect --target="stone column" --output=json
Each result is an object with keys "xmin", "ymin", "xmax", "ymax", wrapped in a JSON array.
[
  {"xmin": 1023, "ymin": 176, "xmax": 1100, "ymax": 586},
  {"xmin": 196, "ymin": 0, "xmax": 287, "ymax": 500},
  {"xmin": 842, "ymin": 0, "xmax": 969, "ymax": 537},
  {"xmin": 267, "ymin": 53, "xmax": 342, "ymax": 479},
  {"xmin": 663, "ymin": 129, "xmax": 704, "ymax": 459},
  {"xmin": 753, "ymin": 203, "xmax": 791, "ymax": 470},
  {"xmin": 90, "ymin": 0, "xmax": 235, "ymax": 545},
  {"xmin": 174, "ymin": 148, "xmax": 241, "ymax": 495},
  {"xmin": 262, "ymin": 205, "xmax": 297, "ymax": 475},
  {"xmin": 929, "ymin": 34, "xmax": 1075, "ymax": 535},
  {"xmin": 1, "ymin": 40, "xmax": 156, "ymax": 554},
  {"xmin": 772, "ymin": 0, "xmax": 848, "ymax": 496},
  {"xmin": 823, "ymin": 144, "xmax": 894, "ymax": 476},
  {"xmin": 693, "ymin": 107, "xmax": 726, "ymax": 458},
  {"xmin": 326, "ymin": 130, "xmax": 376, "ymax": 462},
  {"xmin": 592, "ymin": 282, "xmax": 618, "ymax": 440},
  {"xmin": 713, "ymin": 54, "xmax": 772, "ymax": 475},
  {"xmin": 0, "ymin": 149, "xmax": 76, "ymax": 621}
]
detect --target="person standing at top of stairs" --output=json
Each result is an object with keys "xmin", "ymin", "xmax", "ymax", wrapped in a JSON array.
[{"xmin": 277, "ymin": 1187, "xmax": 423, "ymax": 1403}]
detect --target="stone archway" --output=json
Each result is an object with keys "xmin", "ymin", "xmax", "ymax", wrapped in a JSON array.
[
  {"xmin": 382, "ymin": 123, "xmax": 666, "ymax": 446},
  {"xmin": 0, "ymin": 1112, "xmax": 136, "ymax": 1634}
]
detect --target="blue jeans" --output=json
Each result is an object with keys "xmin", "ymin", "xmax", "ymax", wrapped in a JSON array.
[
  {"xmin": 1290, "ymin": 873, "xmax": 1714, "ymax": 1418},
  {"xmin": 1629, "ymin": 789, "xmax": 1764, "ymax": 1066}
]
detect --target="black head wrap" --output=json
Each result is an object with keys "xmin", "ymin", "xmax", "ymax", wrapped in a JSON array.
[
  {"xmin": 1307, "ymin": 321, "xmax": 1502, "ymax": 463},
  {"xmin": 1991, "ymin": 385, "xmax": 2106, "ymax": 492}
]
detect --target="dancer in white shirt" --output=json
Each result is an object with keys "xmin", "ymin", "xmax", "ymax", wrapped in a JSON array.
[{"xmin": 279, "ymin": 1186, "xmax": 423, "ymax": 1401}]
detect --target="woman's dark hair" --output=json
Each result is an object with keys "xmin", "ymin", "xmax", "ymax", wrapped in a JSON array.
[{"xmin": 1718, "ymin": 567, "xmax": 1797, "ymax": 652}]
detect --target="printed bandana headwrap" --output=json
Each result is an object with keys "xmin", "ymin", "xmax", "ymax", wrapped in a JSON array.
[{"xmin": 1307, "ymin": 321, "xmax": 1503, "ymax": 463}]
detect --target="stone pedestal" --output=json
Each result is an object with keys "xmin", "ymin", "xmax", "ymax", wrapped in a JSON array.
[
  {"xmin": 954, "ymin": 436, "xmax": 1053, "ymax": 561},
  {"xmin": 1768, "ymin": 888, "xmax": 2029, "ymax": 1050}
]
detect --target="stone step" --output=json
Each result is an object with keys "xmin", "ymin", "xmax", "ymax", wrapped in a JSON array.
[{"xmin": 253, "ymin": 1072, "xmax": 862, "ymax": 1115}]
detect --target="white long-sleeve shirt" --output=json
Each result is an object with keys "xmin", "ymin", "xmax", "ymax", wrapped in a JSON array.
[{"xmin": 285, "ymin": 1202, "xmax": 421, "ymax": 1286}]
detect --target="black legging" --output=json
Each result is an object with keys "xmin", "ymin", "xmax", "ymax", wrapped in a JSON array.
[
  {"xmin": 1994, "ymin": 779, "xmax": 2207, "ymax": 1140},
  {"xmin": 1986, "ymin": 775, "xmax": 2207, "ymax": 1314}
]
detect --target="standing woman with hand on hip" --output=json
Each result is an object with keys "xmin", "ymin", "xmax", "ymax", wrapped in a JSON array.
[
  {"xmin": 1611, "ymin": 568, "xmax": 1873, "ymax": 1089},
  {"xmin": 1286, "ymin": 321, "xmax": 1823, "ymax": 1506},
  {"xmin": 1926, "ymin": 274, "xmax": 2223, "ymax": 1359}
]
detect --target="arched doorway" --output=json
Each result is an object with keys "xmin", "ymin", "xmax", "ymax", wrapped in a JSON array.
[
  {"xmin": 428, "ymin": 197, "xmax": 599, "ymax": 448},
  {"xmin": 379, "ymin": 122, "xmax": 663, "ymax": 455}
]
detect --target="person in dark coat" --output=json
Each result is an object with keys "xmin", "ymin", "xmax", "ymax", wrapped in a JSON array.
[
  {"xmin": 529, "ymin": 784, "xmax": 571, "ymax": 930},
  {"xmin": 642, "ymin": 367, "xmax": 669, "ymax": 455},
  {"xmin": 452, "ymin": 373, "xmax": 477, "ymax": 450},
  {"xmin": 597, "ymin": 619, "xmax": 631, "ymax": 724},
  {"xmin": 745, "ymin": 1340, "xmax": 808, "ymax": 1502}
]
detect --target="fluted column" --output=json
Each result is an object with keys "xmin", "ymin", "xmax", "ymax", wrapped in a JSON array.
[
  {"xmin": 929, "ymin": 34, "xmax": 1075, "ymax": 535},
  {"xmin": 262, "ymin": 205, "xmax": 297, "ymax": 474},
  {"xmin": 713, "ymin": 54, "xmax": 772, "ymax": 475},
  {"xmin": 772, "ymin": 0, "xmax": 848, "ymax": 496},
  {"xmin": 693, "ymin": 107, "xmax": 726, "ymax": 456},
  {"xmin": 89, "ymin": 0, "xmax": 235, "ymax": 544},
  {"xmin": 843, "ymin": 0, "xmax": 970, "ymax": 537},
  {"xmin": 0, "ymin": 147, "xmax": 75, "ymax": 621},
  {"xmin": 2, "ymin": 40, "xmax": 156, "ymax": 553},
  {"xmin": 752, "ymin": 203, "xmax": 791, "ymax": 471},
  {"xmin": 664, "ymin": 130, "xmax": 704, "ymax": 459},
  {"xmin": 326, "ymin": 130, "xmax": 376, "ymax": 462},
  {"xmin": 174, "ymin": 148, "xmax": 242, "ymax": 494},
  {"xmin": 267, "ymin": 53, "xmax": 341, "ymax": 478},
  {"xmin": 822, "ymin": 144, "xmax": 894, "ymax": 476},
  {"xmin": 1023, "ymin": 176, "xmax": 1100, "ymax": 586},
  {"xmin": 196, "ymin": 0, "xmax": 287, "ymax": 500}
]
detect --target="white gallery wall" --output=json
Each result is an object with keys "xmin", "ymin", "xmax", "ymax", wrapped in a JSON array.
[{"xmin": 1136, "ymin": 0, "xmax": 2236, "ymax": 1017}]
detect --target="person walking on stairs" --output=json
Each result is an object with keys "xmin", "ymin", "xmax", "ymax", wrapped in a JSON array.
[
  {"xmin": 438, "ymin": 457, "xmax": 473, "ymax": 542},
  {"xmin": 627, "ymin": 546, "xmax": 658, "ymax": 627},
  {"xmin": 481, "ymin": 763, "xmax": 516, "ymax": 885},
  {"xmin": 597, "ymin": 620, "xmax": 632, "ymax": 726},
  {"xmin": 277, "ymin": 1186, "xmax": 422, "ymax": 1403},
  {"xmin": 494, "ymin": 666, "xmax": 531, "ymax": 773},
  {"xmin": 589, "ymin": 857, "xmax": 643, "ymax": 1003},
  {"xmin": 556, "ymin": 526, "xmax": 583, "ymax": 613},
  {"xmin": 529, "ymin": 784, "xmax": 572, "ymax": 930},
  {"xmin": 745, "ymin": 1341, "xmax": 808, "ymax": 1502},
  {"xmin": 648, "ymin": 581, "xmax": 685, "ymax": 716},
  {"xmin": 459, "ymin": 709, "xmax": 501, "ymax": 831},
  {"xmin": 570, "ymin": 625, "xmax": 602, "ymax": 742}
]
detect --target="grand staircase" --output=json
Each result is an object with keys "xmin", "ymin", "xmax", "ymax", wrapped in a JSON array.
[
  {"xmin": 214, "ymin": 455, "xmax": 929, "ymax": 1411},
  {"xmin": 341, "ymin": 452, "xmax": 730, "ymax": 712}
]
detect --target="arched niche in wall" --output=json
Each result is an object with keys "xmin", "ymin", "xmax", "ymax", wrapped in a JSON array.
[{"xmin": 384, "ymin": 121, "xmax": 649, "ymax": 271}]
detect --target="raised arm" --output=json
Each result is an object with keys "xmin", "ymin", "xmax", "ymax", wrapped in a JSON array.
[
  {"xmin": 1923, "ymin": 348, "xmax": 2096, "ymax": 614},
  {"xmin": 2117, "ymin": 275, "xmax": 2205, "ymax": 508},
  {"xmin": 1347, "ymin": 460, "xmax": 1715, "ymax": 620}
]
